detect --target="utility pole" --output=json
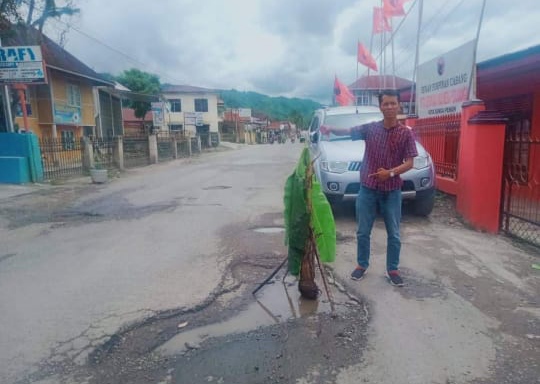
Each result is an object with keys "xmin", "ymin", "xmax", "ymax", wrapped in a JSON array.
[
  {"xmin": 0, "ymin": 38, "xmax": 15, "ymax": 132},
  {"xmin": 409, "ymin": 0, "xmax": 424, "ymax": 116}
]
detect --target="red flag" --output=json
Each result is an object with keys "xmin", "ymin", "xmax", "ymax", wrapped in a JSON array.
[
  {"xmin": 383, "ymin": 0, "xmax": 408, "ymax": 18},
  {"xmin": 357, "ymin": 42, "xmax": 378, "ymax": 72},
  {"xmin": 333, "ymin": 76, "xmax": 354, "ymax": 106},
  {"xmin": 373, "ymin": 7, "xmax": 392, "ymax": 34}
]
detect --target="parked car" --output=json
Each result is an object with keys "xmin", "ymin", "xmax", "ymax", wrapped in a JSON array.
[{"xmin": 308, "ymin": 106, "xmax": 436, "ymax": 216}]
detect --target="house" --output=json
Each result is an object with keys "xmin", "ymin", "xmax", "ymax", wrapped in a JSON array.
[
  {"xmin": 349, "ymin": 75, "xmax": 414, "ymax": 112},
  {"xmin": 160, "ymin": 84, "xmax": 221, "ymax": 146},
  {"xmin": 0, "ymin": 23, "xmax": 115, "ymax": 143},
  {"xmin": 93, "ymin": 82, "xmax": 131, "ymax": 137},
  {"xmin": 404, "ymin": 44, "xmax": 540, "ymax": 246},
  {"xmin": 122, "ymin": 108, "xmax": 153, "ymax": 137},
  {"xmin": 476, "ymin": 44, "xmax": 540, "ymax": 245}
]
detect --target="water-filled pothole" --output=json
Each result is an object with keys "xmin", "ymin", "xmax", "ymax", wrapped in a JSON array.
[
  {"xmin": 252, "ymin": 227, "xmax": 284, "ymax": 234},
  {"xmin": 158, "ymin": 273, "xmax": 350, "ymax": 355}
]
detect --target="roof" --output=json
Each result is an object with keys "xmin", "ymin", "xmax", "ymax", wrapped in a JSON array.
[
  {"xmin": 1, "ymin": 23, "xmax": 113, "ymax": 86},
  {"xmin": 477, "ymin": 44, "xmax": 540, "ymax": 71},
  {"xmin": 349, "ymin": 75, "xmax": 413, "ymax": 91},
  {"xmin": 476, "ymin": 43, "xmax": 540, "ymax": 97},
  {"xmin": 161, "ymin": 84, "xmax": 219, "ymax": 94}
]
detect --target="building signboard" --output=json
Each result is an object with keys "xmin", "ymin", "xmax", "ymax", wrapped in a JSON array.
[
  {"xmin": 238, "ymin": 108, "xmax": 251, "ymax": 118},
  {"xmin": 416, "ymin": 39, "xmax": 476, "ymax": 118},
  {"xmin": 0, "ymin": 46, "xmax": 47, "ymax": 84},
  {"xmin": 151, "ymin": 102, "xmax": 164, "ymax": 126},
  {"xmin": 184, "ymin": 111, "xmax": 196, "ymax": 126},
  {"xmin": 54, "ymin": 103, "xmax": 81, "ymax": 124}
]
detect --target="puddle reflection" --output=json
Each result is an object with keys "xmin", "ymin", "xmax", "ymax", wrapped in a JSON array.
[{"xmin": 158, "ymin": 273, "xmax": 335, "ymax": 355}]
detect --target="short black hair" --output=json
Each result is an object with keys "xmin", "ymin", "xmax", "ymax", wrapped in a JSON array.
[{"xmin": 378, "ymin": 89, "xmax": 400, "ymax": 104}]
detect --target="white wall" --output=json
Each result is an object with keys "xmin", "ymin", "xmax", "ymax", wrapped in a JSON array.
[{"xmin": 162, "ymin": 92, "xmax": 219, "ymax": 135}]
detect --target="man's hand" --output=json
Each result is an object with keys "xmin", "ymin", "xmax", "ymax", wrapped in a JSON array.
[
  {"xmin": 368, "ymin": 168, "xmax": 392, "ymax": 181},
  {"xmin": 319, "ymin": 125, "xmax": 330, "ymax": 135}
]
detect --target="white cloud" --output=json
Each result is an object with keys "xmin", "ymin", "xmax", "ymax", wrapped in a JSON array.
[{"xmin": 47, "ymin": 0, "xmax": 540, "ymax": 104}]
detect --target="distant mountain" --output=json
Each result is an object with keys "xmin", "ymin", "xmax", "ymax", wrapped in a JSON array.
[{"xmin": 219, "ymin": 89, "xmax": 322, "ymax": 129}]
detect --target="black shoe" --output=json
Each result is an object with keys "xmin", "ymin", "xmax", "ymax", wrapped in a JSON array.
[
  {"xmin": 386, "ymin": 270, "xmax": 404, "ymax": 287},
  {"xmin": 351, "ymin": 267, "xmax": 366, "ymax": 281}
]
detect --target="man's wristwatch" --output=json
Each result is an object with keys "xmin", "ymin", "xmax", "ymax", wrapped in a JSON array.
[{"xmin": 389, "ymin": 170, "xmax": 396, "ymax": 178}]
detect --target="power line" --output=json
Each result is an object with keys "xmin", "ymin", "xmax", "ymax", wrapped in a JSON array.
[{"xmin": 19, "ymin": 0, "xmax": 184, "ymax": 84}]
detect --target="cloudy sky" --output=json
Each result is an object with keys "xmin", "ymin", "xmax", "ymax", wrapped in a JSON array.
[{"xmin": 41, "ymin": 0, "xmax": 540, "ymax": 104}]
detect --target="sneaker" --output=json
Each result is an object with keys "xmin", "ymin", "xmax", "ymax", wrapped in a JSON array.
[
  {"xmin": 386, "ymin": 270, "xmax": 404, "ymax": 287},
  {"xmin": 351, "ymin": 267, "xmax": 366, "ymax": 281}
]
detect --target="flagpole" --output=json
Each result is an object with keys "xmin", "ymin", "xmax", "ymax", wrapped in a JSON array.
[
  {"xmin": 368, "ymin": 24, "xmax": 375, "ymax": 104},
  {"xmin": 391, "ymin": 18, "xmax": 396, "ymax": 89},
  {"xmin": 356, "ymin": 41, "xmax": 359, "ymax": 110},
  {"xmin": 380, "ymin": 0, "xmax": 384, "ymax": 91},
  {"xmin": 379, "ymin": 22, "xmax": 383, "ymax": 91},
  {"xmin": 468, "ymin": 0, "xmax": 487, "ymax": 101},
  {"xmin": 409, "ymin": 0, "xmax": 423, "ymax": 116}
]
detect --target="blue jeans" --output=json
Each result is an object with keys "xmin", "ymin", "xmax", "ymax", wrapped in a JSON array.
[{"xmin": 355, "ymin": 186, "xmax": 402, "ymax": 271}]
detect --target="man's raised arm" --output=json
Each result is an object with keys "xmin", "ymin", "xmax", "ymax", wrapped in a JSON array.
[{"xmin": 319, "ymin": 125, "xmax": 351, "ymax": 136}]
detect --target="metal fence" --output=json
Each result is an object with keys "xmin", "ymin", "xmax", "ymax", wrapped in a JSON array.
[
  {"xmin": 123, "ymin": 135, "xmax": 150, "ymax": 168},
  {"xmin": 413, "ymin": 114, "xmax": 461, "ymax": 179},
  {"xmin": 39, "ymin": 137, "xmax": 84, "ymax": 180},
  {"xmin": 501, "ymin": 127, "xmax": 540, "ymax": 248},
  {"xmin": 176, "ymin": 137, "xmax": 191, "ymax": 158},
  {"xmin": 91, "ymin": 136, "xmax": 115, "ymax": 169},
  {"xmin": 157, "ymin": 135, "xmax": 174, "ymax": 161}
]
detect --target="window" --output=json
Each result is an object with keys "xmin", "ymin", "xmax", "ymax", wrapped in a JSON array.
[
  {"xmin": 67, "ymin": 84, "xmax": 81, "ymax": 107},
  {"xmin": 169, "ymin": 99, "xmax": 181, "ymax": 112},
  {"xmin": 194, "ymin": 98, "xmax": 208, "ymax": 112},
  {"xmin": 61, "ymin": 130, "xmax": 75, "ymax": 150},
  {"xmin": 356, "ymin": 92, "xmax": 371, "ymax": 106},
  {"xmin": 309, "ymin": 116, "xmax": 319, "ymax": 132},
  {"xmin": 169, "ymin": 124, "xmax": 183, "ymax": 131}
]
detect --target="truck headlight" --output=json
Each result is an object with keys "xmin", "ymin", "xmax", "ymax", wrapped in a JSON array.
[
  {"xmin": 413, "ymin": 156, "xmax": 429, "ymax": 169},
  {"xmin": 321, "ymin": 161, "xmax": 349, "ymax": 174}
]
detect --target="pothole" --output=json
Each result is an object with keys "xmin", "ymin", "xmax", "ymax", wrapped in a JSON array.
[
  {"xmin": 157, "ymin": 272, "xmax": 350, "ymax": 356},
  {"xmin": 252, "ymin": 226, "xmax": 285, "ymax": 234}
]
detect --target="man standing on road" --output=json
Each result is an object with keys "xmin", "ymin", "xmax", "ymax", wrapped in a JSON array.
[{"xmin": 319, "ymin": 89, "xmax": 417, "ymax": 286}]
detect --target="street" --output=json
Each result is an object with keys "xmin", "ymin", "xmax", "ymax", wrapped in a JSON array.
[{"xmin": 0, "ymin": 142, "xmax": 538, "ymax": 384}]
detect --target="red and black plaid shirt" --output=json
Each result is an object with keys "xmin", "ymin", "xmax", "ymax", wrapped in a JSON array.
[{"xmin": 351, "ymin": 121, "xmax": 418, "ymax": 191}]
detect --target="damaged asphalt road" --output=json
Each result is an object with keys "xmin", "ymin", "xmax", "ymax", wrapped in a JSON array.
[{"xmin": 0, "ymin": 144, "xmax": 539, "ymax": 384}]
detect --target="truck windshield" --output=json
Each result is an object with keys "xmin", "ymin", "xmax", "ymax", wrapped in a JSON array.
[{"xmin": 321, "ymin": 113, "xmax": 382, "ymax": 141}]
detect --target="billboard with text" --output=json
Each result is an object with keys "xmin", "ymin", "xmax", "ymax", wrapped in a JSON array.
[{"xmin": 416, "ymin": 40, "xmax": 476, "ymax": 118}]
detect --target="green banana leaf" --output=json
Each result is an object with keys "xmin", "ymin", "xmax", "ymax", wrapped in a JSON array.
[
  {"xmin": 284, "ymin": 148, "xmax": 336, "ymax": 275},
  {"xmin": 310, "ymin": 176, "xmax": 336, "ymax": 262}
]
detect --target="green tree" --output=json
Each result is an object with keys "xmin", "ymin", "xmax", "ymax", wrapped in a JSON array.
[
  {"xmin": 220, "ymin": 89, "xmax": 321, "ymax": 124},
  {"xmin": 115, "ymin": 68, "xmax": 161, "ymax": 120}
]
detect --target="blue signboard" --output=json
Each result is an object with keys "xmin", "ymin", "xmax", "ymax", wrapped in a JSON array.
[
  {"xmin": 54, "ymin": 103, "xmax": 81, "ymax": 124},
  {"xmin": 0, "ymin": 46, "xmax": 46, "ymax": 84}
]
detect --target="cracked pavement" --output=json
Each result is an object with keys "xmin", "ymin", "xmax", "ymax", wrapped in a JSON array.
[{"xmin": 0, "ymin": 143, "xmax": 539, "ymax": 384}]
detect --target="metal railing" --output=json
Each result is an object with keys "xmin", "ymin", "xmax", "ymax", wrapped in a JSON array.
[
  {"xmin": 39, "ymin": 137, "xmax": 84, "ymax": 180},
  {"xmin": 91, "ymin": 136, "xmax": 115, "ymax": 169},
  {"xmin": 157, "ymin": 135, "xmax": 174, "ymax": 161},
  {"xmin": 501, "ymin": 134, "xmax": 540, "ymax": 248},
  {"xmin": 413, "ymin": 114, "xmax": 461, "ymax": 179},
  {"xmin": 123, "ymin": 135, "xmax": 149, "ymax": 168}
]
